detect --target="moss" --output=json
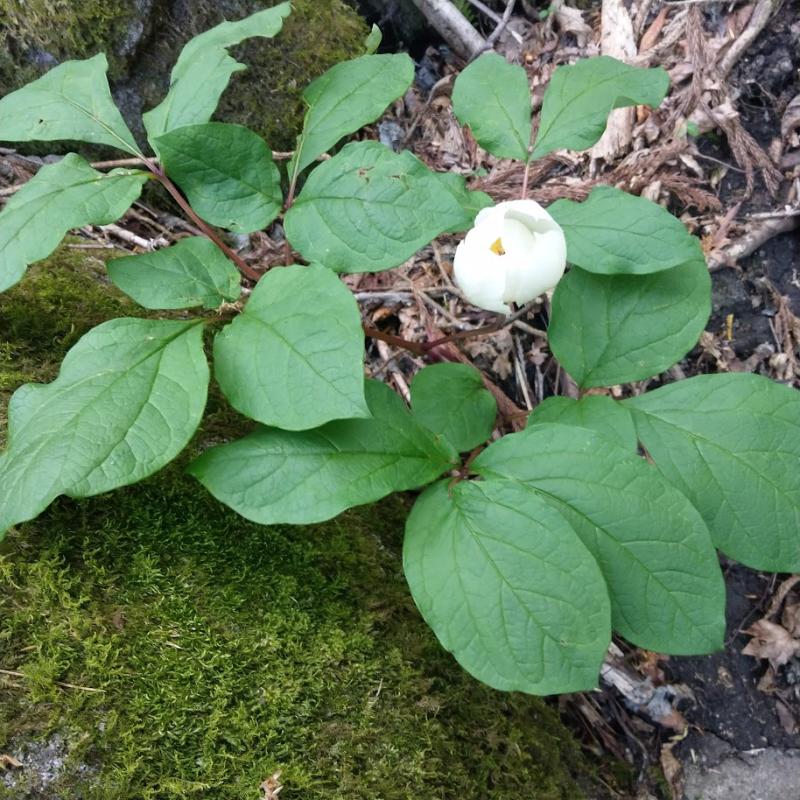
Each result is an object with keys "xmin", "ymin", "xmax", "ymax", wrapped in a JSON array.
[
  {"xmin": 0, "ymin": 0, "xmax": 370, "ymax": 152},
  {"xmin": 217, "ymin": 0, "xmax": 369, "ymax": 150},
  {"xmin": 0, "ymin": 0, "xmax": 143, "ymax": 82},
  {"xmin": 0, "ymin": 255, "xmax": 609, "ymax": 799}
]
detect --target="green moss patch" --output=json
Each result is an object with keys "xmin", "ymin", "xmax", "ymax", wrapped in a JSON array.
[{"xmin": 0, "ymin": 252, "xmax": 604, "ymax": 799}]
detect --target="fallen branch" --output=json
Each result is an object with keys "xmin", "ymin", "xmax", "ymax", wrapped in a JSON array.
[
  {"xmin": 708, "ymin": 215, "xmax": 800, "ymax": 270},
  {"xmin": 409, "ymin": 0, "xmax": 486, "ymax": 60},
  {"xmin": 719, "ymin": 0, "xmax": 777, "ymax": 79}
]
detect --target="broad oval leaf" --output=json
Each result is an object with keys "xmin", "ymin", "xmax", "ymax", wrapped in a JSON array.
[
  {"xmin": 290, "ymin": 53, "xmax": 414, "ymax": 176},
  {"xmin": 107, "ymin": 237, "xmax": 241, "ymax": 310},
  {"xmin": 474, "ymin": 424, "xmax": 726, "ymax": 654},
  {"xmin": 549, "ymin": 259, "xmax": 710, "ymax": 389},
  {"xmin": 410, "ymin": 363, "xmax": 496, "ymax": 451},
  {"xmin": 188, "ymin": 380, "xmax": 459, "ymax": 525},
  {"xmin": 154, "ymin": 122, "xmax": 282, "ymax": 233},
  {"xmin": 284, "ymin": 141, "xmax": 492, "ymax": 273},
  {"xmin": 0, "ymin": 54, "xmax": 140, "ymax": 155},
  {"xmin": 532, "ymin": 56, "xmax": 669, "ymax": 159},
  {"xmin": 213, "ymin": 264, "xmax": 368, "ymax": 430},
  {"xmin": 404, "ymin": 478, "xmax": 611, "ymax": 694},
  {"xmin": 143, "ymin": 2, "xmax": 291, "ymax": 145},
  {"xmin": 529, "ymin": 395, "xmax": 637, "ymax": 451},
  {"xmin": 0, "ymin": 319, "xmax": 209, "ymax": 537},
  {"xmin": 452, "ymin": 52, "xmax": 531, "ymax": 161},
  {"xmin": 549, "ymin": 186, "xmax": 703, "ymax": 275},
  {"xmin": 625, "ymin": 373, "xmax": 800, "ymax": 571},
  {"xmin": 0, "ymin": 154, "xmax": 149, "ymax": 293}
]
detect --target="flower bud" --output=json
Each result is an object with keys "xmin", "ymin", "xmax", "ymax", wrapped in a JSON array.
[{"xmin": 453, "ymin": 199, "xmax": 567, "ymax": 314}]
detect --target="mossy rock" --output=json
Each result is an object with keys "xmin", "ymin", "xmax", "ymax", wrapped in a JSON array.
[
  {"xmin": 0, "ymin": 0, "xmax": 369, "ymax": 151},
  {"xmin": 0, "ymin": 252, "xmax": 617, "ymax": 799}
]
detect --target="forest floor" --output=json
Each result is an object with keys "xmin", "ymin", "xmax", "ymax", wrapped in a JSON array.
[{"xmin": 1, "ymin": 1, "xmax": 799, "ymax": 799}]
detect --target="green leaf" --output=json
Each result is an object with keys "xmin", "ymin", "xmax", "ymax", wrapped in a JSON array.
[
  {"xmin": 532, "ymin": 56, "xmax": 669, "ymax": 159},
  {"xmin": 188, "ymin": 380, "xmax": 458, "ymax": 525},
  {"xmin": 290, "ymin": 53, "xmax": 414, "ymax": 176},
  {"xmin": 451, "ymin": 52, "xmax": 531, "ymax": 161},
  {"xmin": 625, "ymin": 373, "xmax": 800, "ymax": 571},
  {"xmin": 107, "ymin": 237, "xmax": 241, "ymax": 310},
  {"xmin": 549, "ymin": 186, "xmax": 703, "ymax": 275},
  {"xmin": 549, "ymin": 259, "xmax": 710, "ymax": 389},
  {"xmin": 154, "ymin": 122, "xmax": 282, "ymax": 233},
  {"xmin": 529, "ymin": 395, "xmax": 637, "ymax": 451},
  {"xmin": 213, "ymin": 264, "xmax": 368, "ymax": 430},
  {"xmin": 285, "ymin": 141, "xmax": 491, "ymax": 273},
  {"xmin": 410, "ymin": 363, "xmax": 496, "ymax": 451},
  {"xmin": 0, "ymin": 319, "xmax": 209, "ymax": 537},
  {"xmin": 143, "ymin": 2, "xmax": 291, "ymax": 144},
  {"xmin": 404, "ymin": 478, "xmax": 611, "ymax": 694},
  {"xmin": 0, "ymin": 54, "xmax": 140, "ymax": 155},
  {"xmin": 0, "ymin": 154, "xmax": 149, "ymax": 293},
  {"xmin": 364, "ymin": 24, "xmax": 382, "ymax": 55},
  {"xmin": 474, "ymin": 424, "xmax": 726, "ymax": 654}
]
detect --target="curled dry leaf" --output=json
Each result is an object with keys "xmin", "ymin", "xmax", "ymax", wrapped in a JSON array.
[
  {"xmin": 0, "ymin": 754, "xmax": 23, "ymax": 770},
  {"xmin": 782, "ymin": 601, "xmax": 800, "ymax": 638},
  {"xmin": 781, "ymin": 93, "xmax": 800, "ymax": 146},
  {"xmin": 742, "ymin": 619, "xmax": 800, "ymax": 669}
]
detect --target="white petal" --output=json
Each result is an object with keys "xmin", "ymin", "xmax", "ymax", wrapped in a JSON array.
[
  {"xmin": 474, "ymin": 203, "xmax": 506, "ymax": 229},
  {"xmin": 504, "ymin": 228, "xmax": 567, "ymax": 304},
  {"xmin": 453, "ymin": 239, "xmax": 511, "ymax": 314}
]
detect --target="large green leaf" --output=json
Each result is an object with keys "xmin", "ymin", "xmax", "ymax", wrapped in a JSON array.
[
  {"xmin": 404, "ymin": 478, "xmax": 611, "ymax": 694},
  {"xmin": 410, "ymin": 363, "xmax": 496, "ymax": 452},
  {"xmin": 532, "ymin": 56, "xmax": 669, "ymax": 159},
  {"xmin": 474, "ymin": 424, "xmax": 726, "ymax": 654},
  {"xmin": 284, "ymin": 141, "xmax": 492, "ymax": 273},
  {"xmin": 107, "ymin": 237, "xmax": 241, "ymax": 310},
  {"xmin": 154, "ymin": 122, "xmax": 282, "ymax": 233},
  {"xmin": 529, "ymin": 395, "xmax": 637, "ymax": 451},
  {"xmin": 0, "ymin": 54, "xmax": 140, "ymax": 155},
  {"xmin": 625, "ymin": 374, "xmax": 800, "ymax": 571},
  {"xmin": 0, "ymin": 319, "xmax": 209, "ymax": 538},
  {"xmin": 451, "ymin": 52, "xmax": 531, "ymax": 161},
  {"xmin": 188, "ymin": 380, "xmax": 458, "ymax": 525},
  {"xmin": 290, "ymin": 53, "xmax": 414, "ymax": 176},
  {"xmin": 213, "ymin": 264, "xmax": 368, "ymax": 430},
  {"xmin": 549, "ymin": 186, "xmax": 703, "ymax": 275},
  {"xmin": 549, "ymin": 259, "xmax": 710, "ymax": 389},
  {"xmin": 0, "ymin": 154, "xmax": 149, "ymax": 293},
  {"xmin": 143, "ymin": 2, "xmax": 291, "ymax": 144}
]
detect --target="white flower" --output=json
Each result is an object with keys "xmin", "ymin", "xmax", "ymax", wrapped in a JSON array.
[{"xmin": 453, "ymin": 199, "xmax": 567, "ymax": 314}]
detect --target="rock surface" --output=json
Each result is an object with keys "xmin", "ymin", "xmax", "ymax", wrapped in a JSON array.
[{"xmin": 0, "ymin": 0, "xmax": 369, "ymax": 150}]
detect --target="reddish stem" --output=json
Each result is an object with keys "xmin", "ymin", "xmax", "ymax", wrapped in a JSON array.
[{"xmin": 143, "ymin": 158, "xmax": 261, "ymax": 282}]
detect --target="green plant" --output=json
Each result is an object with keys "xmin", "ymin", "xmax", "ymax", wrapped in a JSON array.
[{"xmin": 0, "ymin": 5, "xmax": 798, "ymax": 696}]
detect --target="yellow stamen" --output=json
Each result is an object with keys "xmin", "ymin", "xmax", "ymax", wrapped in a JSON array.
[{"xmin": 490, "ymin": 237, "xmax": 505, "ymax": 256}]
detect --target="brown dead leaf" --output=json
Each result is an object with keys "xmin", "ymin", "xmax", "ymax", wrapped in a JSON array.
[
  {"xmin": 782, "ymin": 601, "xmax": 800, "ymax": 638},
  {"xmin": 742, "ymin": 619, "xmax": 800, "ymax": 668},
  {"xmin": 775, "ymin": 698, "xmax": 798, "ymax": 735},
  {"xmin": 0, "ymin": 754, "xmax": 22, "ymax": 770},
  {"xmin": 782, "ymin": 94, "xmax": 800, "ymax": 146},
  {"xmin": 639, "ymin": 7, "xmax": 669, "ymax": 53},
  {"xmin": 260, "ymin": 771, "xmax": 282, "ymax": 799},
  {"xmin": 660, "ymin": 741, "xmax": 684, "ymax": 800}
]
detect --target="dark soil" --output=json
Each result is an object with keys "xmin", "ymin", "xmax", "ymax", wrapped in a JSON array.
[
  {"xmin": 665, "ymin": 6, "xmax": 800, "ymax": 782},
  {"xmin": 705, "ymin": 9, "xmax": 800, "ymax": 355},
  {"xmin": 668, "ymin": 564, "xmax": 798, "ymax": 752}
]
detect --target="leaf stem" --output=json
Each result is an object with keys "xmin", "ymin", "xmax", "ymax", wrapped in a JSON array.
[
  {"xmin": 363, "ymin": 301, "xmax": 536, "ymax": 357},
  {"xmin": 142, "ymin": 157, "xmax": 261, "ymax": 282}
]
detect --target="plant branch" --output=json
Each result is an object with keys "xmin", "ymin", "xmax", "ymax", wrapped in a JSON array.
[
  {"xmin": 143, "ymin": 158, "xmax": 261, "ymax": 282},
  {"xmin": 363, "ymin": 301, "xmax": 536, "ymax": 357},
  {"xmin": 482, "ymin": 0, "xmax": 518, "ymax": 52}
]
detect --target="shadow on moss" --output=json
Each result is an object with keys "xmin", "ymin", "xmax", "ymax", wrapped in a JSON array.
[{"xmin": 0, "ymin": 252, "xmax": 611, "ymax": 799}]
